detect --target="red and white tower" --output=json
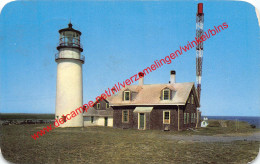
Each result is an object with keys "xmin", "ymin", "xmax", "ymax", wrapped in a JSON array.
[
  {"xmin": 196, "ymin": 3, "xmax": 204, "ymax": 102},
  {"xmin": 196, "ymin": 3, "xmax": 204, "ymax": 127}
]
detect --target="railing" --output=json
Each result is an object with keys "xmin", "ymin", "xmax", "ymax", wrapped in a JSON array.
[{"xmin": 55, "ymin": 53, "xmax": 85, "ymax": 63}]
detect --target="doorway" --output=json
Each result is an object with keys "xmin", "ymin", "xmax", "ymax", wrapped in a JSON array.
[
  {"xmin": 139, "ymin": 113, "xmax": 145, "ymax": 130},
  {"xmin": 104, "ymin": 117, "xmax": 108, "ymax": 126}
]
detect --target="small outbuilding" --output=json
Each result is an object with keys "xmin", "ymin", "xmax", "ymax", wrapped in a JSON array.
[
  {"xmin": 83, "ymin": 99, "xmax": 113, "ymax": 127},
  {"xmin": 201, "ymin": 117, "xmax": 209, "ymax": 127}
]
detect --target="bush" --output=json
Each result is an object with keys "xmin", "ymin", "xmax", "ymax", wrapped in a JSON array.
[
  {"xmin": 208, "ymin": 120, "xmax": 221, "ymax": 127},
  {"xmin": 250, "ymin": 124, "xmax": 256, "ymax": 128}
]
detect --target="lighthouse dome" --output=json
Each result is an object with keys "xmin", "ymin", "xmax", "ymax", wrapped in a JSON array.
[
  {"xmin": 57, "ymin": 22, "xmax": 83, "ymax": 52},
  {"xmin": 59, "ymin": 22, "xmax": 82, "ymax": 35}
]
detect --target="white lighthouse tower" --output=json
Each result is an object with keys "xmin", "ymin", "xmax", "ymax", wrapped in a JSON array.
[{"xmin": 55, "ymin": 22, "xmax": 84, "ymax": 127}]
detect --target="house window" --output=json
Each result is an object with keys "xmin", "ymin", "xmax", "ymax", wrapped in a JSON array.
[
  {"xmin": 122, "ymin": 110, "xmax": 129, "ymax": 123},
  {"xmin": 97, "ymin": 103, "xmax": 100, "ymax": 109},
  {"xmin": 191, "ymin": 94, "xmax": 194, "ymax": 104},
  {"xmin": 106, "ymin": 103, "xmax": 109, "ymax": 109},
  {"xmin": 163, "ymin": 111, "xmax": 170, "ymax": 124},
  {"xmin": 187, "ymin": 113, "xmax": 189, "ymax": 124},
  {"xmin": 124, "ymin": 91, "xmax": 130, "ymax": 101},
  {"xmin": 184, "ymin": 113, "xmax": 186, "ymax": 124},
  {"xmin": 91, "ymin": 116, "xmax": 94, "ymax": 123},
  {"xmin": 163, "ymin": 89, "xmax": 170, "ymax": 100}
]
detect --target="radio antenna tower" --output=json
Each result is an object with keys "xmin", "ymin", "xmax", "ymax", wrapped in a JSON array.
[
  {"xmin": 195, "ymin": 3, "xmax": 204, "ymax": 128},
  {"xmin": 196, "ymin": 3, "xmax": 204, "ymax": 102}
]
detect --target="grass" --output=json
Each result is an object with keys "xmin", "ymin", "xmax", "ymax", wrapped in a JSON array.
[
  {"xmin": 0, "ymin": 120, "xmax": 259, "ymax": 164},
  {"xmin": 180, "ymin": 120, "xmax": 259, "ymax": 136}
]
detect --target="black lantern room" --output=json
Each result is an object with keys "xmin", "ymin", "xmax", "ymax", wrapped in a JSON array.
[{"xmin": 57, "ymin": 22, "xmax": 83, "ymax": 52}]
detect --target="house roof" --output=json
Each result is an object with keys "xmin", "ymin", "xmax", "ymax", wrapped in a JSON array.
[
  {"xmin": 133, "ymin": 107, "xmax": 153, "ymax": 113},
  {"xmin": 107, "ymin": 82, "xmax": 200, "ymax": 107},
  {"xmin": 92, "ymin": 98, "xmax": 109, "ymax": 106},
  {"xmin": 83, "ymin": 108, "xmax": 113, "ymax": 117}
]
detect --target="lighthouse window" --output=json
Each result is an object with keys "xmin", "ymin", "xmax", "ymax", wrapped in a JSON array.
[{"xmin": 68, "ymin": 38, "xmax": 73, "ymax": 45}]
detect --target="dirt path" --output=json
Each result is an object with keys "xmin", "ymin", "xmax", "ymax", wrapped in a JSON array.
[{"xmin": 163, "ymin": 132, "xmax": 260, "ymax": 142}]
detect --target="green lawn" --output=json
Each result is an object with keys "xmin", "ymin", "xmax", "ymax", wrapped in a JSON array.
[{"xmin": 0, "ymin": 121, "xmax": 259, "ymax": 164}]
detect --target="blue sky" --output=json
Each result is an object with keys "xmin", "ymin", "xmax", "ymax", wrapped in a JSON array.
[{"xmin": 0, "ymin": 1, "xmax": 259, "ymax": 116}]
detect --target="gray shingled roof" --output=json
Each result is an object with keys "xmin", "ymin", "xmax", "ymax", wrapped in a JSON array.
[
  {"xmin": 107, "ymin": 82, "xmax": 199, "ymax": 106},
  {"xmin": 83, "ymin": 108, "xmax": 113, "ymax": 117}
]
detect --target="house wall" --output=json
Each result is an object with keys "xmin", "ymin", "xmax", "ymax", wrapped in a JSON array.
[
  {"xmin": 83, "ymin": 116, "xmax": 95, "ymax": 126},
  {"xmin": 113, "ymin": 106, "xmax": 179, "ymax": 131},
  {"xmin": 181, "ymin": 103, "xmax": 197, "ymax": 130},
  {"xmin": 93, "ymin": 99, "xmax": 111, "ymax": 110},
  {"xmin": 108, "ymin": 117, "xmax": 113, "ymax": 127},
  {"xmin": 113, "ymin": 109, "xmax": 153, "ymax": 130},
  {"xmin": 133, "ymin": 112, "xmax": 138, "ymax": 129},
  {"xmin": 83, "ymin": 116, "xmax": 113, "ymax": 127},
  {"xmin": 145, "ymin": 113, "xmax": 151, "ymax": 130},
  {"xmin": 179, "ymin": 108, "xmax": 184, "ymax": 130},
  {"xmin": 150, "ymin": 106, "xmax": 178, "ymax": 131},
  {"xmin": 113, "ymin": 106, "xmax": 135, "ymax": 129},
  {"xmin": 133, "ymin": 112, "xmax": 151, "ymax": 130},
  {"xmin": 96, "ymin": 117, "xmax": 105, "ymax": 126},
  {"xmin": 196, "ymin": 111, "xmax": 202, "ymax": 128},
  {"xmin": 113, "ymin": 104, "xmax": 197, "ymax": 131},
  {"xmin": 177, "ymin": 89, "xmax": 198, "ymax": 130}
]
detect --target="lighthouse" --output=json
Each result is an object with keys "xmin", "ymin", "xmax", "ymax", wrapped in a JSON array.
[{"xmin": 55, "ymin": 22, "xmax": 84, "ymax": 127}]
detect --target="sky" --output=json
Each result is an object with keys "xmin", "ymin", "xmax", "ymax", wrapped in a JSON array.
[{"xmin": 0, "ymin": 0, "xmax": 259, "ymax": 116}]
